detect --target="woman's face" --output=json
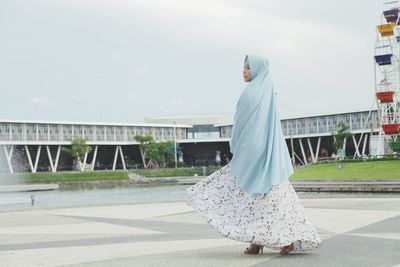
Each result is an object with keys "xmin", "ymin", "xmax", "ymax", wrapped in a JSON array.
[{"xmin": 243, "ymin": 64, "xmax": 251, "ymax": 82}]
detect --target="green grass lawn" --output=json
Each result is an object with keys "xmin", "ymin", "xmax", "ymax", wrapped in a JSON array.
[
  {"xmin": 290, "ymin": 160, "xmax": 400, "ymax": 180},
  {"xmin": 0, "ymin": 161, "xmax": 399, "ymax": 184},
  {"xmin": 0, "ymin": 170, "xmax": 129, "ymax": 184},
  {"xmin": 131, "ymin": 166, "xmax": 220, "ymax": 177}
]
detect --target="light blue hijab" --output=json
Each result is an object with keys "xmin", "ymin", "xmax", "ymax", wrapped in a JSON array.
[{"xmin": 229, "ymin": 55, "xmax": 294, "ymax": 197}]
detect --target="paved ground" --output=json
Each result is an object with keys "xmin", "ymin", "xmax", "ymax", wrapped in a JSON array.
[{"xmin": 0, "ymin": 197, "xmax": 400, "ymax": 267}]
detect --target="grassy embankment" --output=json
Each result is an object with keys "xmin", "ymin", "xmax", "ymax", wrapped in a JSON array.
[
  {"xmin": 132, "ymin": 166, "xmax": 220, "ymax": 177},
  {"xmin": 289, "ymin": 160, "xmax": 400, "ymax": 180},
  {"xmin": 119, "ymin": 161, "xmax": 400, "ymax": 180},
  {"xmin": 0, "ymin": 161, "xmax": 399, "ymax": 184},
  {"xmin": 0, "ymin": 171, "xmax": 129, "ymax": 184},
  {"xmin": 0, "ymin": 167, "xmax": 220, "ymax": 184}
]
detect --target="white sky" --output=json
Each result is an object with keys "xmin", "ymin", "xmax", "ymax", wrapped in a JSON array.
[{"xmin": 0, "ymin": 0, "xmax": 385, "ymax": 123}]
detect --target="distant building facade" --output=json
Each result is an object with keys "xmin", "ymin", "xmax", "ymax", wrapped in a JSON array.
[{"xmin": 0, "ymin": 109, "xmax": 380, "ymax": 173}]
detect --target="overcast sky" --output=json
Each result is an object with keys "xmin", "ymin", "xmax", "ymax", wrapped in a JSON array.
[{"xmin": 0, "ymin": 0, "xmax": 384, "ymax": 123}]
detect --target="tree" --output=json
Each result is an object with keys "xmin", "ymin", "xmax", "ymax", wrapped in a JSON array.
[
  {"xmin": 62, "ymin": 139, "xmax": 92, "ymax": 171},
  {"xmin": 134, "ymin": 135, "xmax": 176, "ymax": 169},
  {"xmin": 146, "ymin": 140, "xmax": 175, "ymax": 168},
  {"xmin": 134, "ymin": 135, "xmax": 154, "ymax": 169},
  {"xmin": 389, "ymin": 135, "xmax": 400, "ymax": 155},
  {"xmin": 332, "ymin": 121, "xmax": 353, "ymax": 159}
]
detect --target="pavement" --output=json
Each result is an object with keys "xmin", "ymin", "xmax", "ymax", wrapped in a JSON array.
[{"xmin": 0, "ymin": 196, "xmax": 400, "ymax": 267}]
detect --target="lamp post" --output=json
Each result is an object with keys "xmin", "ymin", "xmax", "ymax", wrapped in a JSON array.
[{"xmin": 173, "ymin": 120, "xmax": 177, "ymax": 168}]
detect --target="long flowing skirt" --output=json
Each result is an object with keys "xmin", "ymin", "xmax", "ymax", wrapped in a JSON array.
[{"xmin": 186, "ymin": 162, "xmax": 321, "ymax": 251}]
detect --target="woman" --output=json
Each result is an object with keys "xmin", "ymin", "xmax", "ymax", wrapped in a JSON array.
[{"xmin": 186, "ymin": 55, "xmax": 321, "ymax": 255}]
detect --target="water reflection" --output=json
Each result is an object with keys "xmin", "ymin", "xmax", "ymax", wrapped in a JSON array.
[
  {"xmin": 0, "ymin": 184, "xmax": 399, "ymax": 212},
  {"xmin": 0, "ymin": 184, "xmax": 191, "ymax": 212}
]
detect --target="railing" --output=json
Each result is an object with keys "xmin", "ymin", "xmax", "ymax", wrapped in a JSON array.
[
  {"xmin": 0, "ymin": 123, "xmax": 189, "ymax": 143},
  {"xmin": 0, "ymin": 111, "xmax": 378, "ymax": 143},
  {"xmin": 220, "ymin": 111, "xmax": 377, "ymax": 138}
]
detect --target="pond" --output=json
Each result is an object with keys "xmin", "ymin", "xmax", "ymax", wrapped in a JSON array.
[{"xmin": 0, "ymin": 184, "xmax": 399, "ymax": 212}]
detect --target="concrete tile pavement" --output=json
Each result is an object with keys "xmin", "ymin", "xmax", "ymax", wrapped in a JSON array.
[{"xmin": 0, "ymin": 198, "xmax": 399, "ymax": 267}]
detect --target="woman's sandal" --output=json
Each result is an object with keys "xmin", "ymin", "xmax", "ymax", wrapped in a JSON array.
[
  {"xmin": 279, "ymin": 242, "xmax": 294, "ymax": 255},
  {"xmin": 244, "ymin": 243, "xmax": 264, "ymax": 255}
]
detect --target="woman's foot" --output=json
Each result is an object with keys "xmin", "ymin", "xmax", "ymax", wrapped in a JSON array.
[
  {"xmin": 279, "ymin": 242, "xmax": 294, "ymax": 255},
  {"xmin": 244, "ymin": 243, "xmax": 264, "ymax": 255}
]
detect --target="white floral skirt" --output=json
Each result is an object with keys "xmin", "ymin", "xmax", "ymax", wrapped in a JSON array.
[{"xmin": 186, "ymin": 162, "xmax": 321, "ymax": 251}]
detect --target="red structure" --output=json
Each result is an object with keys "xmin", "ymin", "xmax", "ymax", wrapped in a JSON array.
[
  {"xmin": 376, "ymin": 91, "xmax": 395, "ymax": 103},
  {"xmin": 382, "ymin": 123, "xmax": 400, "ymax": 134}
]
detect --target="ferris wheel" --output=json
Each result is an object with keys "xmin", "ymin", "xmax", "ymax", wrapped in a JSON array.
[{"xmin": 374, "ymin": 1, "xmax": 400, "ymax": 154}]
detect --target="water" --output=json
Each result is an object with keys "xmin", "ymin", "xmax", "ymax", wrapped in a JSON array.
[
  {"xmin": 0, "ymin": 184, "xmax": 192, "ymax": 212},
  {"xmin": 0, "ymin": 184, "xmax": 399, "ymax": 212}
]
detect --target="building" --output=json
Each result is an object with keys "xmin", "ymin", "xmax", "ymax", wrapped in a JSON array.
[
  {"xmin": 0, "ymin": 120, "xmax": 191, "ymax": 173},
  {"xmin": 0, "ymin": 109, "xmax": 381, "ymax": 173}
]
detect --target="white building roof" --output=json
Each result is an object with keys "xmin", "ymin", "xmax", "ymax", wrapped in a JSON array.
[
  {"xmin": 145, "ymin": 113, "xmax": 234, "ymax": 126},
  {"xmin": 1, "ymin": 108, "xmax": 377, "ymax": 129},
  {"xmin": 146, "ymin": 108, "xmax": 378, "ymax": 127},
  {"xmin": 0, "ymin": 119, "xmax": 193, "ymax": 128}
]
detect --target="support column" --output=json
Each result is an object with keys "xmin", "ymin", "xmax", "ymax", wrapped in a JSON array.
[
  {"xmin": 352, "ymin": 135, "xmax": 361, "ymax": 158},
  {"xmin": 294, "ymin": 153, "xmax": 305, "ymax": 165},
  {"xmin": 46, "ymin": 145, "xmax": 55, "ymax": 172},
  {"xmin": 82, "ymin": 148, "xmax": 89, "ymax": 171},
  {"xmin": 25, "ymin": 145, "xmax": 34, "ymax": 173},
  {"xmin": 54, "ymin": 145, "xmax": 61, "ymax": 172},
  {"xmin": 112, "ymin": 145, "xmax": 119, "ymax": 171},
  {"xmin": 362, "ymin": 134, "xmax": 368, "ymax": 156},
  {"xmin": 91, "ymin": 145, "xmax": 98, "ymax": 171},
  {"xmin": 307, "ymin": 138, "xmax": 315, "ymax": 163},
  {"xmin": 3, "ymin": 145, "xmax": 14, "ymax": 174},
  {"xmin": 307, "ymin": 137, "xmax": 321, "ymax": 163},
  {"xmin": 34, "ymin": 145, "xmax": 41, "ymax": 173},
  {"xmin": 290, "ymin": 137, "xmax": 295, "ymax": 165},
  {"xmin": 118, "ymin": 146, "xmax": 126, "ymax": 170},
  {"xmin": 299, "ymin": 139, "xmax": 308, "ymax": 165},
  {"xmin": 45, "ymin": 145, "xmax": 61, "ymax": 172},
  {"xmin": 315, "ymin": 137, "xmax": 321, "ymax": 163}
]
